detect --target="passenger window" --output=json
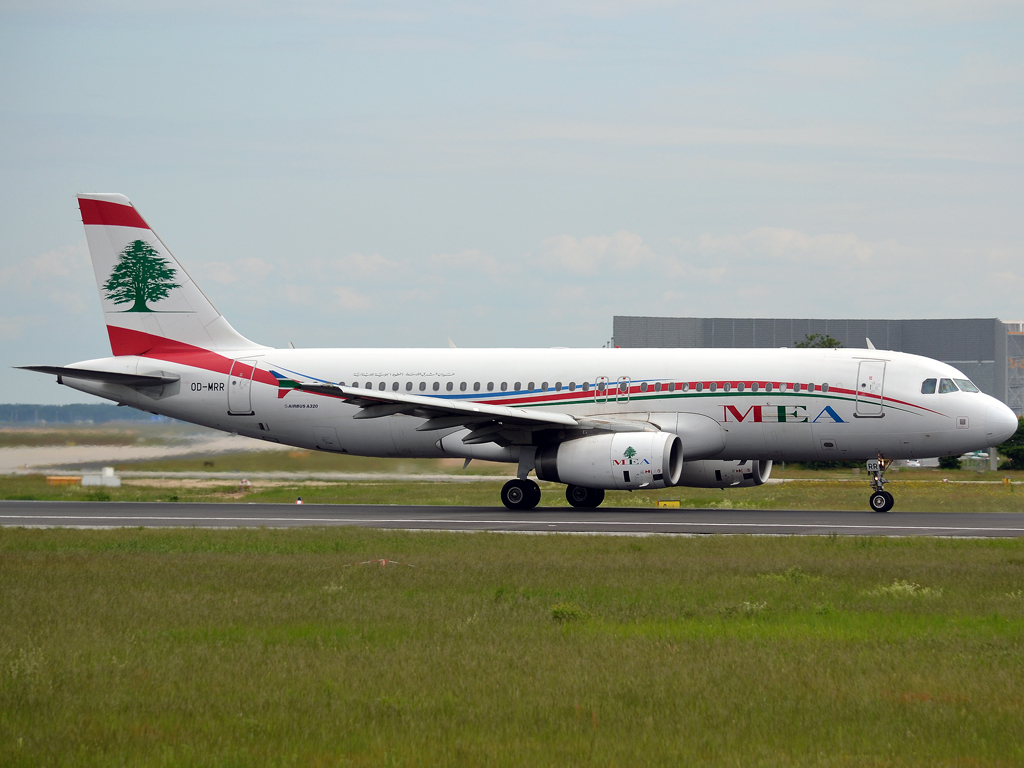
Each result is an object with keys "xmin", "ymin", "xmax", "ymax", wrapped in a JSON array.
[
  {"xmin": 954, "ymin": 379, "xmax": 979, "ymax": 393},
  {"xmin": 938, "ymin": 378, "xmax": 959, "ymax": 394},
  {"xmin": 433, "ymin": 382, "xmax": 440, "ymax": 391},
  {"xmin": 405, "ymin": 382, "xmax": 412, "ymax": 391},
  {"xmin": 338, "ymin": 382, "xmax": 345, "ymax": 387},
  {"xmin": 710, "ymin": 383, "xmax": 717, "ymax": 392},
  {"xmin": 486, "ymin": 382, "xmax": 494, "ymax": 391},
  {"xmin": 582, "ymin": 382, "xmax": 590, "ymax": 392},
  {"xmin": 654, "ymin": 382, "xmax": 661, "ymax": 392},
  {"xmin": 365, "ymin": 382, "xmax": 372, "ymax": 389},
  {"xmin": 446, "ymin": 382, "xmax": 453, "ymax": 391},
  {"xmin": 822, "ymin": 383, "xmax": 829, "ymax": 392},
  {"xmin": 541, "ymin": 382, "xmax": 549, "ymax": 391},
  {"xmin": 460, "ymin": 382, "xmax": 467, "ymax": 392},
  {"xmin": 738, "ymin": 383, "xmax": 744, "ymax": 392},
  {"xmin": 569, "ymin": 382, "xmax": 576, "ymax": 392},
  {"xmin": 921, "ymin": 378, "xmax": 936, "ymax": 394},
  {"xmin": 555, "ymin": 382, "xmax": 562, "ymax": 391},
  {"xmin": 752, "ymin": 382, "xmax": 759, "ymax": 392},
  {"xmin": 766, "ymin": 383, "xmax": 773, "ymax": 393},
  {"xmin": 696, "ymin": 383, "xmax": 702, "ymax": 392},
  {"xmin": 393, "ymin": 382, "xmax": 400, "ymax": 391},
  {"xmin": 514, "ymin": 382, "xmax": 521, "ymax": 391},
  {"xmin": 379, "ymin": 382, "xmax": 386, "ymax": 391},
  {"xmin": 723, "ymin": 383, "xmax": 730, "ymax": 392},
  {"xmin": 668, "ymin": 382, "xmax": 675, "ymax": 392},
  {"xmin": 528, "ymin": 382, "xmax": 535, "ymax": 391},
  {"xmin": 419, "ymin": 382, "xmax": 426, "ymax": 391},
  {"xmin": 640, "ymin": 382, "xmax": 648, "ymax": 392},
  {"xmin": 474, "ymin": 382, "xmax": 481, "ymax": 392},
  {"xmin": 500, "ymin": 382, "xmax": 507, "ymax": 391},
  {"xmin": 597, "ymin": 381, "xmax": 605, "ymax": 391}
]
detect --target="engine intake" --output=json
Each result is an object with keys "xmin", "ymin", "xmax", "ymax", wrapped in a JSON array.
[
  {"xmin": 536, "ymin": 432, "xmax": 683, "ymax": 490},
  {"xmin": 676, "ymin": 459, "xmax": 772, "ymax": 489}
]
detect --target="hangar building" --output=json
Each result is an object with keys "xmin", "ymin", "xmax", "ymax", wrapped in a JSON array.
[{"xmin": 611, "ymin": 316, "xmax": 1024, "ymax": 416}]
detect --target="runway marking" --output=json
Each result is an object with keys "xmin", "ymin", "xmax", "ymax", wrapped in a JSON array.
[{"xmin": 3, "ymin": 514, "xmax": 1024, "ymax": 533}]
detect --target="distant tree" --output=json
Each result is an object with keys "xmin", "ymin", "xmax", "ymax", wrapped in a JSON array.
[
  {"xmin": 103, "ymin": 240, "xmax": 180, "ymax": 312},
  {"xmin": 795, "ymin": 333, "xmax": 841, "ymax": 349},
  {"xmin": 938, "ymin": 455, "xmax": 962, "ymax": 470},
  {"xmin": 997, "ymin": 416, "xmax": 1024, "ymax": 470}
]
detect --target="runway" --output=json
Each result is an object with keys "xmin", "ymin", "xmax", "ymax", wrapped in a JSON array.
[{"xmin": 3, "ymin": 500, "xmax": 1024, "ymax": 537}]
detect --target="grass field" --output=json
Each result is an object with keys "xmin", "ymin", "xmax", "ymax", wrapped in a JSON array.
[
  {"xmin": 1, "ymin": 528, "xmax": 1023, "ymax": 766},
  {"xmin": 3, "ymin": 472, "xmax": 1024, "ymax": 512}
]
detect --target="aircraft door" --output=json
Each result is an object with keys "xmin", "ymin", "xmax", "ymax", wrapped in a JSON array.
[
  {"xmin": 855, "ymin": 361, "xmax": 886, "ymax": 417},
  {"xmin": 228, "ymin": 359, "xmax": 256, "ymax": 415},
  {"xmin": 595, "ymin": 376, "xmax": 609, "ymax": 403}
]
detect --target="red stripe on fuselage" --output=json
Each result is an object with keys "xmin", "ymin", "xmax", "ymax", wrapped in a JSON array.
[
  {"xmin": 105, "ymin": 326, "xmax": 276, "ymax": 386},
  {"xmin": 79, "ymin": 198, "xmax": 150, "ymax": 229}
]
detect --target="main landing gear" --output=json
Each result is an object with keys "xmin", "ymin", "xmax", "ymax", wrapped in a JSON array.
[
  {"xmin": 866, "ymin": 458, "xmax": 895, "ymax": 512},
  {"xmin": 501, "ymin": 478, "xmax": 541, "ymax": 510},
  {"xmin": 565, "ymin": 485, "xmax": 605, "ymax": 508}
]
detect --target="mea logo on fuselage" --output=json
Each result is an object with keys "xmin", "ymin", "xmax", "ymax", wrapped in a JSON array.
[{"xmin": 722, "ymin": 404, "xmax": 845, "ymax": 424}]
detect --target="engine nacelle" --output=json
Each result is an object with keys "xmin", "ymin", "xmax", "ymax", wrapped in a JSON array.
[
  {"xmin": 676, "ymin": 459, "xmax": 772, "ymax": 489},
  {"xmin": 536, "ymin": 432, "xmax": 683, "ymax": 490}
]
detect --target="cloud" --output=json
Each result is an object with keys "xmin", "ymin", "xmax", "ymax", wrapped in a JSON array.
[
  {"xmin": 332, "ymin": 286, "xmax": 373, "ymax": 311},
  {"xmin": 535, "ymin": 230, "xmax": 661, "ymax": 275},
  {"xmin": 0, "ymin": 317, "xmax": 28, "ymax": 340},
  {"xmin": 334, "ymin": 252, "xmax": 399, "ymax": 276},
  {"xmin": 428, "ymin": 249, "xmax": 498, "ymax": 275}
]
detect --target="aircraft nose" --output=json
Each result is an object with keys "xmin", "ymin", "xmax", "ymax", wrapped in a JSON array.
[{"xmin": 986, "ymin": 402, "xmax": 1020, "ymax": 445}]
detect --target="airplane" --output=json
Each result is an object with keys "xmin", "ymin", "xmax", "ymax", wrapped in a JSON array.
[{"xmin": 19, "ymin": 194, "xmax": 1020, "ymax": 512}]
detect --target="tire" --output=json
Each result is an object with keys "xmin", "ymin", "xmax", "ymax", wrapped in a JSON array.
[
  {"xmin": 502, "ymin": 479, "xmax": 539, "ymax": 510},
  {"xmin": 882, "ymin": 491, "xmax": 895, "ymax": 512},
  {"xmin": 526, "ymin": 479, "xmax": 542, "ymax": 509},
  {"xmin": 565, "ymin": 485, "xmax": 605, "ymax": 508},
  {"xmin": 869, "ymin": 492, "xmax": 890, "ymax": 512}
]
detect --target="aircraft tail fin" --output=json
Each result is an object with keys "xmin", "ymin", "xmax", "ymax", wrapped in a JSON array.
[{"xmin": 77, "ymin": 193, "xmax": 265, "ymax": 357}]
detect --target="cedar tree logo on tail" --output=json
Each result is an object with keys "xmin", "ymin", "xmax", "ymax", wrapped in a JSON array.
[{"xmin": 102, "ymin": 240, "xmax": 180, "ymax": 312}]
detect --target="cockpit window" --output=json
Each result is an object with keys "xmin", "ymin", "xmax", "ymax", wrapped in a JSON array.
[
  {"xmin": 938, "ymin": 378, "xmax": 959, "ymax": 394},
  {"xmin": 921, "ymin": 378, "xmax": 936, "ymax": 394},
  {"xmin": 954, "ymin": 378, "xmax": 980, "ymax": 393}
]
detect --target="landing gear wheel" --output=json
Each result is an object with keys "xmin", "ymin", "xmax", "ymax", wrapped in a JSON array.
[
  {"xmin": 526, "ymin": 480, "xmax": 542, "ymax": 508},
  {"xmin": 870, "ymin": 491, "xmax": 894, "ymax": 513},
  {"xmin": 565, "ymin": 485, "xmax": 606, "ymax": 508},
  {"xmin": 502, "ymin": 479, "xmax": 540, "ymax": 510}
]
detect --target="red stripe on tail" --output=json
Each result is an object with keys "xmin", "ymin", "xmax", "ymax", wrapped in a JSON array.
[
  {"xmin": 79, "ymin": 198, "xmax": 150, "ymax": 229},
  {"xmin": 106, "ymin": 326, "xmax": 277, "ymax": 386}
]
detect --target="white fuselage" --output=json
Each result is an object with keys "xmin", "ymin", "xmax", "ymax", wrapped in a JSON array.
[{"xmin": 61, "ymin": 346, "xmax": 1012, "ymax": 464}]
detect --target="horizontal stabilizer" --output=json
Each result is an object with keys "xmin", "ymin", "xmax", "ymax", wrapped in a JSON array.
[{"xmin": 18, "ymin": 365, "xmax": 180, "ymax": 387}]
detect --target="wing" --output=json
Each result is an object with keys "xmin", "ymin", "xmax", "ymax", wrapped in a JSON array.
[{"xmin": 272, "ymin": 373, "xmax": 657, "ymax": 446}]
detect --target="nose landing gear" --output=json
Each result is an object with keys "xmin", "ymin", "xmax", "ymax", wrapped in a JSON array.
[{"xmin": 866, "ymin": 458, "xmax": 895, "ymax": 512}]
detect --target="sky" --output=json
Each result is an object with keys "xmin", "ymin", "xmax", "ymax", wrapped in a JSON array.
[{"xmin": 1, "ymin": 1, "xmax": 1022, "ymax": 404}]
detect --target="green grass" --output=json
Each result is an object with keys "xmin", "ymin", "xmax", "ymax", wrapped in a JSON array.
[
  {"xmin": 4, "ymin": 473, "xmax": 1024, "ymax": 511},
  {"xmin": 2, "ymin": 529, "xmax": 1023, "ymax": 766}
]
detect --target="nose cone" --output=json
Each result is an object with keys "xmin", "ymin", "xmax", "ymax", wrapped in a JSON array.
[{"xmin": 986, "ymin": 402, "xmax": 1020, "ymax": 445}]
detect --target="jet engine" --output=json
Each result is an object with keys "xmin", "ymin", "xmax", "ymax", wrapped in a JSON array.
[
  {"xmin": 536, "ymin": 432, "xmax": 683, "ymax": 490},
  {"xmin": 676, "ymin": 459, "xmax": 772, "ymax": 489}
]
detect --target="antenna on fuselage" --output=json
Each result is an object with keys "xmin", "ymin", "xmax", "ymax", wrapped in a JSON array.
[{"xmin": 866, "ymin": 338, "xmax": 876, "ymax": 350}]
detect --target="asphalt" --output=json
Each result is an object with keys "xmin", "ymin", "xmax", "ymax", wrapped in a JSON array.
[{"xmin": 2, "ymin": 500, "xmax": 1024, "ymax": 536}]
